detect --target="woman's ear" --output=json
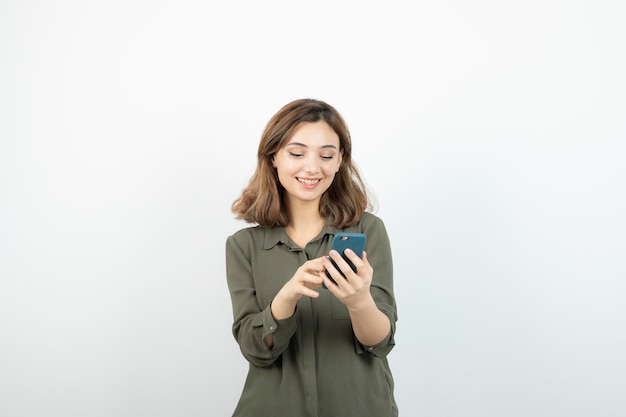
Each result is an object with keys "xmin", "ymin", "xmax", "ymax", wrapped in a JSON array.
[{"xmin": 336, "ymin": 150, "xmax": 343, "ymax": 172}]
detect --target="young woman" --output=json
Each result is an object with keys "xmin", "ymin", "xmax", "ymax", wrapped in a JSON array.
[{"xmin": 225, "ymin": 98, "xmax": 398, "ymax": 417}]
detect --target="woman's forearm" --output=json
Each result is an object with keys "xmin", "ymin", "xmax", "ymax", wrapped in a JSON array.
[{"xmin": 348, "ymin": 294, "xmax": 391, "ymax": 347}]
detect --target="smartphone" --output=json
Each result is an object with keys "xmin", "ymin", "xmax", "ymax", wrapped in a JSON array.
[{"xmin": 324, "ymin": 232, "xmax": 367, "ymax": 286}]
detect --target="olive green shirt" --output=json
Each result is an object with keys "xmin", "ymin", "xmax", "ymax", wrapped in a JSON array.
[{"xmin": 225, "ymin": 212, "xmax": 398, "ymax": 417}]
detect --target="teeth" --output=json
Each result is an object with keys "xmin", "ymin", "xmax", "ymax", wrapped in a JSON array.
[{"xmin": 297, "ymin": 178, "xmax": 320, "ymax": 185}]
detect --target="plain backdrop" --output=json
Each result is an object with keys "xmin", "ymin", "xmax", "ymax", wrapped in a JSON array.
[{"xmin": 1, "ymin": 1, "xmax": 625, "ymax": 416}]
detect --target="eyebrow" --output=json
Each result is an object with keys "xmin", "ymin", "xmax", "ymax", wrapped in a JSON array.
[{"xmin": 286, "ymin": 141, "xmax": 338, "ymax": 149}]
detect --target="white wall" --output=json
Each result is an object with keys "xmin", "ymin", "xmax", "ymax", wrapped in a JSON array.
[{"xmin": 1, "ymin": 1, "xmax": 624, "ymax": 416}]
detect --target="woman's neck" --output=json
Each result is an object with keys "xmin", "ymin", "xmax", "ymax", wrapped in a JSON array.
[{"xmin": 285, "ymin": 199, "xmax": 325, "ymax": 248}]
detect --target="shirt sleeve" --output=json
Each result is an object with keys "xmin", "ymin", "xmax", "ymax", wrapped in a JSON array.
[
  {"xmin": 225, "ymin": 232, "xmax": 298, "ymax": 367},
  {"xmin": 354, "ymin": 214, "xmax": 398, "ymax": 358}
]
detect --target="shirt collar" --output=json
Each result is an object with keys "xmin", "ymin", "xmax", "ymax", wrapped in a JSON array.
[{"xmin": 262, "ymin": 221, "xmax": 343, "ymax": 250}]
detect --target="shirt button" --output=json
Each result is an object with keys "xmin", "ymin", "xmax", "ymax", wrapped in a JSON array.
[
  {"xmin": 269, "ymin": 326, "xmax": 275, "ymax": 331},
  {"xmin": 367, "ymin": 346, "xmax": 374, "ymax": 351}
]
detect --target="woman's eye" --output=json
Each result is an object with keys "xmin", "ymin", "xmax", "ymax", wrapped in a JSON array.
[
  {"xmin": 289, "ymin": 152, "xmax": 303, "ymax": 157},
  {"xmin": 321, "ymin": 155, "xmax": 334, "ymax": 160}
]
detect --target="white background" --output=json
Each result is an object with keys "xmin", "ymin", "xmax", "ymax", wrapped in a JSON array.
[{"xmin": 1, "ymin": 1, "xmax": 625, "ymax": 416}]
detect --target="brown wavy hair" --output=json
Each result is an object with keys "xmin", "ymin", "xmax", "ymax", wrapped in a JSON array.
[{"xmin": 232, "ymin": 98, "xmax": 371, "ymax": 228}]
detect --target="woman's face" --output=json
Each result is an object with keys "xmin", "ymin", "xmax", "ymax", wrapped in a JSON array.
[{"xmin": 272, "ymin": 120, "xmax": 343, "ymax": 208}]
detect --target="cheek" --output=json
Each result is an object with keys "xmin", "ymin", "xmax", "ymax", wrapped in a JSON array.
[
  {"xmin": 276, "ymin": 160, "xmax": 295, "ymax": 175},
  {"xmin": 329, "ymin": 161, "xmax": 341, "ymax": 174},
  {"xmin": 324, "ymin": 168, "xmax": 339, "ymax": 181},
  {"xmin": 274, "ymin": 161, "xmax": 296, "ymax": 184}
]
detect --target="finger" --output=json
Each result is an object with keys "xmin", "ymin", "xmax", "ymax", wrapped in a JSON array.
[
  {"xmin": 343, "ymin": 248, "xmax": 365, "ymax": 269},
  {"xmin": 304, "ymin": 259, "xmax": 326, "ymax": 275},
  {"xmin": 320, "ymin": 260, "xmax": 340, "ymax": 292},
  {"xmin": 323, "ymin": 254, "xmax": 346, "ymax": 283},
  {"xmin": 329, "ymin": 250, "xmax": 355, "ymax": 279},
  {"xmin": 322, "ymin": 273, "xmax": 341, "ymax": 293},
  {"xmin": 302, "ymin": 288, "xmax": 320, "ymax": 298},
  {"xmin": 304, "ymin": 271, "xmax": 324, "ymax": 286}
]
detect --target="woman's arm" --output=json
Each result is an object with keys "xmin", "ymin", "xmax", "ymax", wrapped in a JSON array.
[
  {"xmin": 226, "ymin": 233, "xmax": 298, "ymax": 367},
  {"xmin": 323, "ymin": 214, "xmax": 397, "ymax": 352},
  {"xmin": 324, "ymin": 250, "xmax": 391, "ymax": 346}
]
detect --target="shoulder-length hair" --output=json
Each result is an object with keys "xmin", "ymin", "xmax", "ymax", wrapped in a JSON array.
[{"xmin": 232, "ymin": 98, "xmax": 371, "ymax": 228}]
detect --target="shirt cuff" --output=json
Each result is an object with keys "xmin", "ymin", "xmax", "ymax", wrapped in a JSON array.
[
  {"xmin": 354, "ymin": 306, "xmax": 396, "ymax": 358},
  {"xmin": 354, "ymin": 329, "xmax": 395, "ymax": 358},
  {"xmin": 260, "ymin": 304, "xmax": 297, "ymax": 349}
]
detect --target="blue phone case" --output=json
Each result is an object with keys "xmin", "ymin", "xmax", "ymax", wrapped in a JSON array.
[{"xmin": 324, "ymin": 232, "xmax": 367, "ymax": 286}]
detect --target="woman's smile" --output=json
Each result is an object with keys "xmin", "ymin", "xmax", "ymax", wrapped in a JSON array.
[{"xmin": 296, "ymin": 177, "xmax": 322, "ymax": 187}]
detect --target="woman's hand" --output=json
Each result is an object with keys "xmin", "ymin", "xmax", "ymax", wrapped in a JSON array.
[
  {"xmin": 271, "ymin": 258, "xmax": 325, "ymax": 320},
  {"xmin": 323, "ymin": 249, "xmax": 391, "ymax": 347},
  {"xmin": 323, "ymin": 249, "xmax": 375, "ymax": 311}
]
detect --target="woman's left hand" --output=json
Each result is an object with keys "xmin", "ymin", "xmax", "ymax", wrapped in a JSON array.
[{"xmin": 322, "ymin": 249, "xmax": 374, "ymax": 311}]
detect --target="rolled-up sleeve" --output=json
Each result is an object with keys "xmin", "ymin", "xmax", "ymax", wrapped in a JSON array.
[
  {"xmin": 225, "ymin": 232, "xmax": 297, "ymax": 367},
  {"xmin": 353, "ymin": 214, "xmax": 397, "ymax": 358}
]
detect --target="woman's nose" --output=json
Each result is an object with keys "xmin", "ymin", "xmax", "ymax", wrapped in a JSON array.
[{"xmin": 303, "ymin": 156, "xmax": 320, "ymax": 174}]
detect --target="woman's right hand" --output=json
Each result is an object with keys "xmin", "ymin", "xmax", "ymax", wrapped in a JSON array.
[{"xmin": 270, "ymin": 257, "xmax": 325, "ymax": 320}]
